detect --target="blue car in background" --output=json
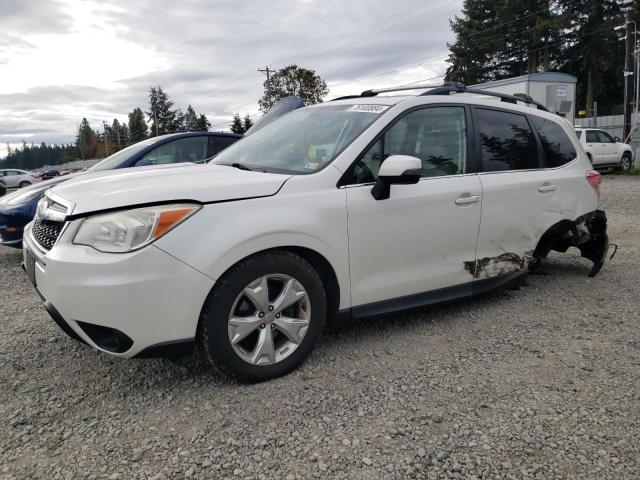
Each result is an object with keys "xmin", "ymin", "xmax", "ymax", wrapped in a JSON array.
[{"xmin": 0, "ymin": 131, "xmax": 241, "ymax": 248}]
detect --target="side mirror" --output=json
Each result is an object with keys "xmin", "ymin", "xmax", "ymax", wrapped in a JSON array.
[
  {"xmin": 371, "ymin": 155, "xmax": 421, "ymax": 201},
  {"xmin": 614, "ymin": 136, "xmax": 620, "ymax": 142}
]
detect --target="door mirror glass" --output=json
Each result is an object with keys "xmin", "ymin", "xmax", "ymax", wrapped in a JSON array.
[
  {"xmin": 371, "ymin": 155, "xmax": 421, "ymax": 200},
  {"xmin": 614, "ymin": 136, "xmax": 620, "ymax": 142}
]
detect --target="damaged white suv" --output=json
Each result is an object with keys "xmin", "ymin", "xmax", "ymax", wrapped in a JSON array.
[{"xmin": 22, "ymin": 84, "xmax": 609, "ymax": 381}]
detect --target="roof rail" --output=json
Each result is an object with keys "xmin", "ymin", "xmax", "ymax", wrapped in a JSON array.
[
  {"xmin": 421, "ymin": 83, "xmax": 549, "ymax": 112},
  {"xmin": 332, "ymin": 81, "xmax": 549, "ymax": 112},
  {"xmin": 332, "ymin": 83, "xmax": 444, "ymax": 101}
]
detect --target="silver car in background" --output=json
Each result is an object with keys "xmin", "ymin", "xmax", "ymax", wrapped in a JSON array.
[{"xmin": 0, "ymin": 169, "xmax": 42, "ymax": 188}]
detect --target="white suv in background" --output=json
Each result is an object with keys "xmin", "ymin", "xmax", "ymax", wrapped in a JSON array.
[
  {"xmin": 22, "ymin": 84, "xmax": 610, "ymax": 381},
  {"xmin": 575, "ymin": 127, "xmax": 633, "ymax": 170}
]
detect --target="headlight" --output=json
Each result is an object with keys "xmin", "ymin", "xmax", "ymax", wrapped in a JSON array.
[{"xmin": 73, "ymin": 203, "xmax": 201, "ymax": 253}]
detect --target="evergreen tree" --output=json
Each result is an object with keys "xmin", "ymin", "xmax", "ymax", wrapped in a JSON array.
[
  {"xmin": 121, "ymin": 122, "xmax": 130, "ymax": 146},
  {"xmin": 128, "ymin": 107, "xmax": 149, "ymax": 143},
  {"xmin": 446, "ymin": 0, "xmax": 566, "ymax": 84},
  {"xmin": 258, "ymin": 65, "xmax": 328, "ymax": 112},
  {"xmin": 76, "ymin": 118, "xmax": 97, "ymax": 160},
  {"xmin": 230, "ymin": 113, "xmax": 244, "ymax": 134},
  {"xmin": 182, "ymin": 105, "xmax": 200, "ymax": 131},
  {"xmin": 445, "ymin": 0, "xmax": 627, "ymax": 116},
  {"xmin": 146, "ymin": 86, "xmax": 180, "ymax": 136},
  {"xmin": 196, "ymin": 114, "xmax": 210, "ymax": 131},
  {"xmin": 111, "ymin": 119, "xmax": 124, "ymax": 151},
  {"xmin": 243, "ymin": 114, "xmax": 253, "ymax": 133},
  {"xmin": 561, "ymin": 0, "xmax": 624, "ymax": 115}
]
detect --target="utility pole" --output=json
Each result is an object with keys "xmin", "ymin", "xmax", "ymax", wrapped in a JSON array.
[
  {"xmin": 623, "ymin": 4, "xmax": 635, "ymax": 140},
  {"xmin": 258, "ymin": 67, "xmax": 273, "ymax": 108}
]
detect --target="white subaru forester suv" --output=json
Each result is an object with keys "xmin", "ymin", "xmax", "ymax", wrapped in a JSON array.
[{"xmin": 22, "ymin": 84, "xmax": 609, "ymax": 381}]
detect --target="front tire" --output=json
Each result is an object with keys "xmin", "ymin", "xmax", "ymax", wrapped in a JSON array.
[
  {"xmin": 620, "ymin": 152, "xmax": 632, "ymax": 171},
  {"xmin": 197, "ymin": 250, "xmax": 326, "ymax": 382},
  {"xmin": 19, "ymin": 181, "xmax": 31, "ymax": 188}
]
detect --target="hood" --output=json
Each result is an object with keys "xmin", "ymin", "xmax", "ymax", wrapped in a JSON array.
[
  {"xmin": 0, "ymin": 173, "xmax": 83, "ymax": 207},
  {"xmin": 49, "ymin": 163, "xmax": 291, "ymax": 215}
]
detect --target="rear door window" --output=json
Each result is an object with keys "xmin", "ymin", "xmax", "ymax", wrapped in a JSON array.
[
  {"xmin": 530, "ymin": 116, "xmax": 577, "ymax": 167},
  {"xmin": 475, "ymin": 108, "xmax": 539, "ymax": 172}
]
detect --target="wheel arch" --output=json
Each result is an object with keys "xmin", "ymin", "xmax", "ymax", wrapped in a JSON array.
[
  {"xmin": 531, "ymin": 211, "xmax": 609, "ymax": 277},
  {"xmin": 209, "ymin": 245, "xmax": 342, "ymax": 324}
]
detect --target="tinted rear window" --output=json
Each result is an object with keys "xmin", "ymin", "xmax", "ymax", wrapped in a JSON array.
[
  {"xmin": 531, "ymin": 116, "xmax": 577, "ymax": 167},
  {"xmin": 475, "ymin": 108, "xmax": 539, "ymax": 172}
]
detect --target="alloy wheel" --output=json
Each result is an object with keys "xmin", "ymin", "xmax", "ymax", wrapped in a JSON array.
[{"xmin": 227, "ymin": 274, "xmax": 311, "ymax": 365}]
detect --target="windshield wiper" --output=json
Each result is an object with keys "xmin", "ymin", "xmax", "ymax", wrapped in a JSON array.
[{"xmin": 222, "ymin": 162, "xmax": 266, "ymax": 172}]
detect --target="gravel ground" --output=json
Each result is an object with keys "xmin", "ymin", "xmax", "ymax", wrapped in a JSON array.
[{"xmin": 1, "ymin": 176, "xmax": 639, "ymax": 480}]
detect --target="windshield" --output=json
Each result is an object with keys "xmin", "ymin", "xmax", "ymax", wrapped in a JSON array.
[
  {"xmin": 89, "ymin": 137, "xmax": 159, "ymax": 172},
  {"xmin": 213, "ymin": 104, "xmax": 385, "ymax": 174}
]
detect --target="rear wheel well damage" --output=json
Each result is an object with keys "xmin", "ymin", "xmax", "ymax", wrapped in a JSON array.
[{"xmin": 532, "ymin": 210, "xmax": 609, "ymax": 277}]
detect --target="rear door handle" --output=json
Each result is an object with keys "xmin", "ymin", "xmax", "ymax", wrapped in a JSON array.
[
  {"xmin": 538, "ymin": 183, "xmax": 556, "ymax": 193},
  {"xmin": 455, "ymin": 194, "xmax": 479, "ymax": 205}
]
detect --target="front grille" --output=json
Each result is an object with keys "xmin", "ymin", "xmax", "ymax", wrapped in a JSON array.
[{"xmin": 32, "ymin": 219, "xmax": 65, "ymax": 250}]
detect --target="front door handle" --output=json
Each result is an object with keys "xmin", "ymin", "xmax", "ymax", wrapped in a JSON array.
[
  {"xmin": 538, "ymin": 183, "xmax": 556, "ymax": 193},
  {"xmin": 455, "ymin": 194, "xmax": 479, "ymax": 205}
]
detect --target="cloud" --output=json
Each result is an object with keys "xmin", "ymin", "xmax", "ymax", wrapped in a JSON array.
[
  {"xmin": 0, "ymin": 0, "xmax": 461, "ymax": 158},
  {"xmin": 0, "ymin": 0, "xmax": 72, "ymax": 33}
]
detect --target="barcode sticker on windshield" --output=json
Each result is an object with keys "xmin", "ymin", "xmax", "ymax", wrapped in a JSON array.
[{"xmin": 347, "ymin": 104, "xmax": 389, "ymax": 114}]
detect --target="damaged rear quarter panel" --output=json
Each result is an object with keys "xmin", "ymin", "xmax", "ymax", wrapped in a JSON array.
[{"xmin": 471, "ymin": 164, "xmax": 597, "ymax": 278}]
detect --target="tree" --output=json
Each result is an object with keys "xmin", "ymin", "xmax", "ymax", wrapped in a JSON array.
[
  {"xmin": 128, "ymin": 107, "xmax": 148, "ymax": 143},
  {"xmin": 243, "ymin": 114, "xmax": 253, "ymax": 132},
  {"xmin": 110, "ymin": 118, "xmax": 126, "ymax": 151},
  {"xmin": 230, "ymin": 113, "xmax": 244, "ymax": 134},
  {"xmin": 446, "ymin": 0, "xmax": 566, "ymax": 84},
  {"xmin": 120, "ymin": 122, "xmax": 130, "ymax": 146},
  {"xmin": 560, "ymin": 0, "xmax": 624, "ymax": 116},
  {"xmin": 258, "ymin": 65, "xmax": 328, "ymax": 112},
  {"xmin": 196, "ymin": 114, "xmax": 210, "ymax": 131},
  {"xmin": 182, "ymin": 105, "xmax": 200, "ymax": 131},
  {"xmin": 146, "ymin": 86, "xmax": 180, "ymax": 136},
  {"xmin": 445, "ymin": 0, "xmax": 627, "ymax": 116},
  {"xmin": 76, "ymin": 118, "xmax": 98, "ymax": 160}
]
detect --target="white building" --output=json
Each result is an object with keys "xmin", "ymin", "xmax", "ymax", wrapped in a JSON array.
[{"xmin": 472, "ymin": 72, "xmax": 578, "ymax": 120}]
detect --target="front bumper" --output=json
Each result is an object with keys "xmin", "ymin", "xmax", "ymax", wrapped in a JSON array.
[{"xmin": 22, "ymin": 222, "xmax": 215, "ymax": 358}]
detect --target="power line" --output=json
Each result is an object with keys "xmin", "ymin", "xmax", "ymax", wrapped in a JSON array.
[
  {"xmin": 213, "ymin": 0, "xmax": 453, "ymax": 96},
  {"xmin": 211, "ymin": 0, "xmax": 444, "ymax": 94},
  {"xmin": 207, "ymin": 5, "xmax": 624, "ymax": 128},
  {"xmin": 270, "ymin": 0, "xmax": 452, "ymax": 69}
]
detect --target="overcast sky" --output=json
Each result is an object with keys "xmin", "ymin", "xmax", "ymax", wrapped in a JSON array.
[{"xmin": 0, "ymin": 0, "xmax": 463, "ymax": 158}]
